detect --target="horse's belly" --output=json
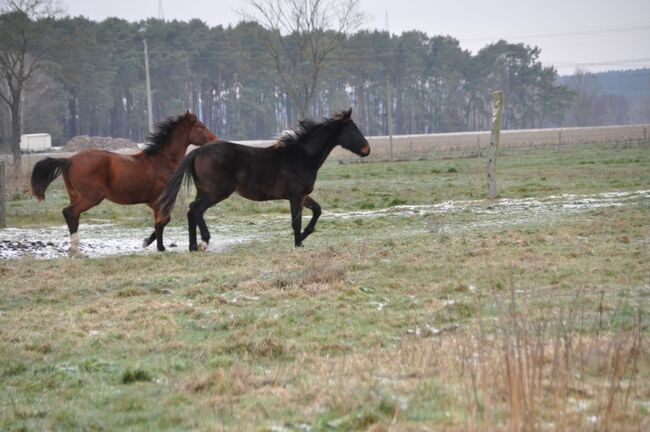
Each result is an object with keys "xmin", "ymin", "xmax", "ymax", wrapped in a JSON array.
[
  {"xmin": 106, "ymin": 180, "xmax": 156, "ymax": 204},
  {"xmin": 236, "ymin": 186, "xmax": 279, "ymax": 201}
]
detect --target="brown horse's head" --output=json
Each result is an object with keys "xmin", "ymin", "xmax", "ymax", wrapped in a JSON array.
[
  {"xmin": 185, "ymin": 111, "xmax": 218, "ymax": 145},
  {"xmin": 336, "ymin": 108, "xmax": 370, "ymax": 157}
]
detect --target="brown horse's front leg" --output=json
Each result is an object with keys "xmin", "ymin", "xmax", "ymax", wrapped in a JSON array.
[
  {"xmin": 289, "ymin": 196, "xmax": 304, "ymax": 247},
  {"xmin": 300, "ymin": 196, "xmax": 321, "ymax": 242},
  {"xmin": 155, "ymin": 214, "xmax": 171, "ymax": 252},
  {"xmin": 143, "ymin": 231, "xmax": 156, "ymax": 248}
]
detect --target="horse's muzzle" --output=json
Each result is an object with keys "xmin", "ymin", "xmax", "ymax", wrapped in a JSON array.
[{"xmin": 359, "ymin": 144, "xmax": 371, "ymax": 157}]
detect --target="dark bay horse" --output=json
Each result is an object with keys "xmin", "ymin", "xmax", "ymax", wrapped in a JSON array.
[
  {"xmin": 158, "ymin": 108, "xmax": 370, "ymax": 251},
  {"xmin": 31, "ymin": 112, "xmax": 218, "ymax": 255}
]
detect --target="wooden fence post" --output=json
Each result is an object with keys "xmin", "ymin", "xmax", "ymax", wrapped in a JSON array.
[
  {"xmin": 487, "ymin": 91, "xmax": 503, "ymax": 199},
  {"xmin": 0, "ymin": 160, "xmax": 5, "ymax": 227}
]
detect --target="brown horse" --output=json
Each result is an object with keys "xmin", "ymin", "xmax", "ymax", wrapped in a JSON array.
[
  {"xmin": 31, "ymin": 112, "xmax": 218, "ymax": 255},
  {"xmin": 158, "ymin": 108, "xmax": 370, "ymax": 251}
]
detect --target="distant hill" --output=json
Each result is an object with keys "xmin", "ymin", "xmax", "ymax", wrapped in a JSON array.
[{"xmin": 558, "ymin": 68, "xmax": 650, "ymax": 100}]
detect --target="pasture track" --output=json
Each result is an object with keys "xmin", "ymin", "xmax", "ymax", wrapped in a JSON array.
[{"xmin": 0, "ymin": 189, "xmax": 647, "ymax": 260}]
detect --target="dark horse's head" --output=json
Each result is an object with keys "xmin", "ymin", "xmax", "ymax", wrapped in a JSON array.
[
  {"xmin": 335, "ymin": 108, "xmax": 370, "ymax": 157},
  {"xmin": 276, "ymin": 108, "xmax": 370, "ymax": 158}
]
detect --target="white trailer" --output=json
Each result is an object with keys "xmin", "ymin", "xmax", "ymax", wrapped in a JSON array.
[{"xmin": 20, "ymin": 133, "xmax": 52, "ymax": 152}]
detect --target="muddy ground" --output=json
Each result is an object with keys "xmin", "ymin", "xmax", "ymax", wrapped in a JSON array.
[{"xmin": 0, "ymin": 189, "xmax": 648, "ymax": 259}]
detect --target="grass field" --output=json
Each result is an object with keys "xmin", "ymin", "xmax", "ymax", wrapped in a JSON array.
[{"xmin": 1, "ymin": 142, "xmax": 649, "ymax": 430}]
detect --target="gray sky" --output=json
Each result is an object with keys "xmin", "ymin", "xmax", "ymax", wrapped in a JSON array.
[{"xmin": 62, "ymin": 0, "xmax": 650, "ymax": 75}]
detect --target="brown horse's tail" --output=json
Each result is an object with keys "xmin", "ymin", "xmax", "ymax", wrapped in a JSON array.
[
  {"xmin": 31, "ymin": 157, "xmax": 70, "ymax": 201},
  {"xmin": 158, "ymin": 149, "xmax": 200, "ymax": 217}
]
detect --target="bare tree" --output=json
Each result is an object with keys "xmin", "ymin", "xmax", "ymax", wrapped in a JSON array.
[
  {"xmin": 245, "ymin": 0, "xmax": 364, "ymax": 121},
  {"xmin": 565, "ymin": 69, "xmax": 606, "ymax": 127},
  {"xmin": 0, "ymin": 0, "xmax": 62, "ymax": 165}
]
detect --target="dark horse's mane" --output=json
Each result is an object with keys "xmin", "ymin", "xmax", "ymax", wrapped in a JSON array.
[
  {"xmin": 275, "ymin": 111, "xmax": 347, "ymax": 149},
  {"xmin": 143, "ymin": 114, "xmax": 187, "ymax": 155}
]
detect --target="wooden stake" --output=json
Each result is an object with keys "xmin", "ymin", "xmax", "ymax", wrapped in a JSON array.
[{"xmin": 487, "ymin": 91, "xmax": 503, "ymax": 199}]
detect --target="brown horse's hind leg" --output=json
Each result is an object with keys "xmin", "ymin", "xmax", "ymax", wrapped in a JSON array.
[
  {"xmin": 62, "ymin": 197, "xmax": 103, "ymax": 256},
  {"xmin": 300, "ymin": 196, "xmax": 321, "ymax": 242}
]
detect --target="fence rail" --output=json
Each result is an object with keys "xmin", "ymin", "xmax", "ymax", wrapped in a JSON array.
[
  {"xmin": 233, "ymin": 123, "xmax": 650, "ymax": 161},
  {"xmin": 353, "ymin": 123, "xmax": 650, "ymax": 160},
  {"xmin": 1, "ymin": 124, "xmax": 649, "ymax": 167}
]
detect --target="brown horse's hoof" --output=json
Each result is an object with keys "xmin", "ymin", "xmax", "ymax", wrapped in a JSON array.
[
  {"xmin": 198, "ymin": 241, "xmax": 209, "ymax": 252},
  {"xmin": 68, "ymin": 249, "xmax": 87, "ymax": 258}
]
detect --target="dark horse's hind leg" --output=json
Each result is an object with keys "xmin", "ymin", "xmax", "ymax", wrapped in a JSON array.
[
  {"xmin": 197, "ymin": 217, "xmax": 211, "ymax": 251},
  {"xmin": 290, "ymin": 196, "xmax": 305, "ymax": 247},
  {"xmin": 187, "ymin": 191, "xmax": 232, "ymax": 251},
  {"xmin": 300, "ymin": 196, "xmax": 321, "ymax": 242}
]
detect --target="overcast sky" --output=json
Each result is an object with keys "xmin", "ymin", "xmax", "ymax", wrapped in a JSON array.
[{"xmin": 62, "ymin": 0, "xmax": 650, "ymax": 75}]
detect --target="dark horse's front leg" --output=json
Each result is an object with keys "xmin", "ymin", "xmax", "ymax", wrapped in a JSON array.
[{"xmin": 300, "ymin": 196, "xmax": 321, "ymax": 242}]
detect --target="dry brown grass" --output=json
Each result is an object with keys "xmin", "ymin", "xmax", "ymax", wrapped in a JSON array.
[{"xmin": 449, "ymin": 285, "xmax": 646, "ymax": 431}]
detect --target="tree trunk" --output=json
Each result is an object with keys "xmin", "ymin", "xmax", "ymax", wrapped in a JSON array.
[
  {"xmin": 10, "ymin": 102, "xmax": 22, "ymax": 166},
  {"xmin": 67, "ymin": 95, "xmax": 78, "ymax": 138}
]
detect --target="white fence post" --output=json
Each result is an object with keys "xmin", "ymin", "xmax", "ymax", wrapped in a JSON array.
[{"xmin": 487, "ymin": 91, "xmax": 503, "ymax": 199}]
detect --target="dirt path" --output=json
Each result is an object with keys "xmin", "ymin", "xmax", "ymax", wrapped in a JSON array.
[{"xmin": 1, "ymin": 190, "xmax": 647, "ymax": 259}]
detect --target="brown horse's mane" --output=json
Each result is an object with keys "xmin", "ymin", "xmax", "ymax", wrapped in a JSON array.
[
  {"xmin": 143, "ymin": 114, "xmax": 187, "ymax": 155},
  {"xmin": 275, "ymin": 111, "xmax": 347, "ymax": 149}
]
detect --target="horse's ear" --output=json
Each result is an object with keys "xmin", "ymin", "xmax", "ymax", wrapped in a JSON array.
[
  {"xmin": 185, "ymin": 111, "xmax": 197, "ymax": 122},
  {"xmin": 342, "ymin": 108, "xmax": 352, "ymax": 121}
]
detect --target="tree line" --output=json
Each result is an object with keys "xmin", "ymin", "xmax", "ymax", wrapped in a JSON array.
[{"xmin": 4, "ymin": 11, "xmax": 644, "ymax": 156}]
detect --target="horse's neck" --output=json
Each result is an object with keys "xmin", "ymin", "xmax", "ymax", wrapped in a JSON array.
[
  {"xmin": 307, "ymin": 126, "xmax": 340, "ymax": 168},
  {"xmin": 150, "ymin": 128, "xmax": 190, "ymax": 168}
]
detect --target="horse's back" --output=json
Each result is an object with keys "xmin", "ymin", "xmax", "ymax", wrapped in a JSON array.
[
  {"xmin": 66, "ymin": 149, "xmax": 157, "ymax": 204},
  {"xmin": 193, "ymin": 140, "xmax": 311, "ymax": 201}
]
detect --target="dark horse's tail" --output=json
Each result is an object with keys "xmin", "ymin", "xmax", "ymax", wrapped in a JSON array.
[
  {"xmin": 31, "ymin": 158, "xmax": 70, "ymax": 201},
  {"xmin": 158, "ymin": 149, "xmax": 201, "ymax": 217}
]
